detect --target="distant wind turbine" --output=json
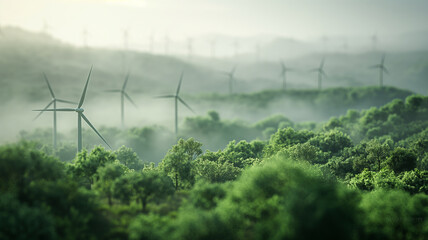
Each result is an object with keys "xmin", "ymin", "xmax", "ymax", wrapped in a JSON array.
[
  {"xmin": 34, "ymin": 67, "xmax": 111, "ymax": 152},
  {"xmin": 156, "ymin": 72, "xmax": 194, "ymax": 136},
  {"xmin": 33, "ymin": 73, "xmax": 77, "ymax": 150},
  {"xmin": 370, "ymin": 54, "xmax": 388, "ymax": 87},
  {"xmin": 310, "ymin": 58, "xmax": 327, "ymax": 90},
  {"xmin": 279, "ymin": 60, "xmax": 293, "ymax": 90},
  {"xmin": 105, "ymin": 72, "xmax": 137, "ymax": 128},
  {"xmin": 221, "ymin": 65, "xmax": 237, "ymax": 94}
]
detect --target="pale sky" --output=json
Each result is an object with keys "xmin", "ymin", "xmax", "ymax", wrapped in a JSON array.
[{"xmin": 1, "ymin": 0, "xmax": 427, "ymax": 49}]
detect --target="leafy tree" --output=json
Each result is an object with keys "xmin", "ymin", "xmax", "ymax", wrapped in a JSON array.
[
  {"xmin": 360, "ymin": 190, "xmax": 428, "ymax": 240},
  {"xmin": 128, "ymin": 213, "xmax": 172, "ymax": 240},
  {"xmin": 223, "ymin": 140, "xmax": 265, "ymax": 168},
  {"xmin": 400, "ymin": 169, "xmax": 428, "ymax": 194},
  {"xmin": 387, "ymin": 147, "xmax": 417, "ymax": 173},
  {"xmin": 366, "ymin": 139, "xmax": 390, "ymax": 171},
  {"xmin": 265, "ymin": 127, "xmax": 315, "ymax": 157},
  {"xmin": 194, "ymin": 159, "xmax": 241, "ymax": 183},
  {"xmin": 160, "ymin": 138, "xmax": 202, "ymax": 190},
  {"xmin": 94, "ymin": 162, "xmax": 127, "ymax": 206},
  {"xmin": 0, "ymin": 193, "xmax": 56, "ymax": 240},
  {"xmin": 70, "ymin": 146, "xmax": 116, "ymax": 188},
  {"xmin": 285, "ymin": 142, "xmax": 325, "ymax": 164},
  {"xmin": 0, "ymin": 142, "xmax": 64, "ymax": 194},
  {"xmin": 112, "ymin": 173, "xmax": 134, "ymax": 205},
  {"xmin": 129, "ymin": 170, "xmax": 174, "ymax": 212},
  {"xmin": 308, "ymin": 130, "xmax": 353, "ymax": 156},
  {"xmin": 217, "ymin": 158, "xmax": 361, "ymax": 240},
  {"xmin": 115, "ymin": 145, "xmax": 144, "ymax": 170},
  {"xmin": 189, "ymin": 181, "xmax": 227, "ymax": 210}
]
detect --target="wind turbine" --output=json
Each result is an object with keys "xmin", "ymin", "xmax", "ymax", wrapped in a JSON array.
[
  {"xmin": 33, "ymin": 73, "xmax": 76, "ymax": 150},
  {"xmin": 370, "ymin": 54, "xmax": 388, "ymax": 87},
  {"xmin": 34, "ymin": 67, "xmax": 111, "ymax": 153},
  {"xmin": 105, "ymin": 72, "xmax": 137, "ymax": 128},
  {"xmin": 156, "ymin": 72, "xmax": 194, "ymax": 136},
  {"xmin": 310, "ymin": 58, "xmax": 327, "ymax": 90},
  {"xmin": 221, "ymin": 65, "xmax": 237, "ymax": 94},
  {"xmin": 279, "ymin": 60, "xmax": 293, "ymax": 90}
]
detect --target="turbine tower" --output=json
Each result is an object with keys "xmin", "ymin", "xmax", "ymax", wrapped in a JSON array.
[
  {"xmin": 156, "ymin": 72, "xmax": 194, "ymax": 136},
  {"xmin": 310, "ymin": 58, "xmax": 327, "ymax": 90},
  {"xmin": 222, "ymin": 65, "xmax": 237, "ymax": 94},
  {"xmin": 34, "ymin": 67, "xmax": 111, "ymax": 153},
  {"xmin": 105, "ymin": 72, "xmax": 137, "ymax": 128},
  {"xmin": 280, "ymin": 60, "xmax": 293, "ymax": 90},
  {"xmin": 33, "ymin": 73, "xmax": 76, "ymax": 150},
  {"xmin": 370, "ymin": 54, "xmax": 388, "ymax": 87}
]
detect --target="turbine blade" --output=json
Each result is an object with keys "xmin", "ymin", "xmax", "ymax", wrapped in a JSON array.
[
  {"xmin": 78, "ymin": 66, "xmax": 93, "ymax": 108},
  {"xmin": 321, "ymin": 70, "xmax": 328, "ymax": 77},
  {"xmin": 369, "ymin": 65, "xmax": 380, "ymax": 69},
  {"xmin": 309, "ymin": 68, "xmax": 319, "ymax": 72},
  {"xmin": 124, "ymin": 92, "xmax": 137, "ymax": 108},
  {"xmin": 81, "ymin": 113, "xmax": 112, "ymax": 149},
  {"xmin": 155, "ymin": 95, "xmax": 175, "ymax": 98},
  {"xmin": 33, "ymin": 108, "xmax": 75, "ymax": 112},
  {"xmin": 381, "ymin": 54, "xmax": 385, "ymax": 65},
  {"xmin": 33, "ymin": 100, "xmax": 54, "ymax": 120},
  {"xmin": 383, "ymin": 66, "xmax": 389, "ymax": 74},
  {"xmin": 43, "ymin": 73, "xmax": 55, "ymax": 98},
  {"xmin": 178, "ymin": 97, "xmax": 195, "ymax": 113},
  {"xmin": 104, "ymin": 89, "xmax": 121, "ymax": 92},
  {"xmin": 122, "ymin": 71, "xmax": 130, "ymax": 91},
  {"xmin": 56, "ymin": 99, "xmax": 78, "ymax": 104},
  {"xmin": 176, "ymin": 72, "xmax": 184, "ymax": 95}
]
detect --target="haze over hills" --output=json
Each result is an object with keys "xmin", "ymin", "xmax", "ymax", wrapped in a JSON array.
[{"xmin": 0, "ymin": 26, "xmax": 426, "ymax": 143}]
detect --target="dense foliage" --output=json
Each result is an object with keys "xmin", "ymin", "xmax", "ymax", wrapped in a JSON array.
[{"xmin": 2, "ymin": 94, "xmax": 428, "ymax": 239}]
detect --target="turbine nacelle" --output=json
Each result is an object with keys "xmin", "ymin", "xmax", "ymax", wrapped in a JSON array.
[{"xmin": 75, "ymin": 108, "xmax": 84, "ymax": 113}]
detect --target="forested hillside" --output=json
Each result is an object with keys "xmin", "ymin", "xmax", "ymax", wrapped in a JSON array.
[{"xmin": 2, "ymin": 94, "xmax": 428, "ymax": 240}]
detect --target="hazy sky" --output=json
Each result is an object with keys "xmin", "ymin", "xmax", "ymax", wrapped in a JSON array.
[{"xmin": 1, "ymin": 0, "xmax": 427, "ymax": 48}]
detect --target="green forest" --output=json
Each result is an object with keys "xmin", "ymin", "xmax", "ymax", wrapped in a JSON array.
[
  {"xmin": 1, "ymin": 3, "xmax": 428, "ymax": 238},
  {"xmin": 2, "ymin": 94, "xmax": 428, "ymax": 240}
]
